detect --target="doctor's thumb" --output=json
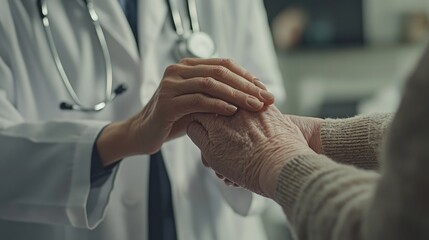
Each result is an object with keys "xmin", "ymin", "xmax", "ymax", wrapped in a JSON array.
[{"xmin": 187, "ymin": 121, "xmax": 209, "ymax": 150}]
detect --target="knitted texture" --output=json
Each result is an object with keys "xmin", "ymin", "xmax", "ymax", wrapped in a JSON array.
[
  {"xmin": 275, "ymin": 154, "xmax": 379, "ymax": 240},
  {"xmin": 274, "ymin": 114, "xmax": 391, "ymax": 240},
  {"xmin": 321, "ymin": 113, "xmax": 392, "ymax": 170},
  {"xmin": 273, "ymin": 44, "xmax": 429, "ymax": 240}
]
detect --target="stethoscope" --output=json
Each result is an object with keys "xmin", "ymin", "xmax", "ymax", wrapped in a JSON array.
[
  {"xmin": 38, "ymin": 0, "xmax": 127, "ymax": 112},
  {"xmin": 38, "ymin": 0, "xmax": 216, "ymax": 112},
  {"xmin": 167, "ymin": 0, "xmax": 217, "ymax": 60}
]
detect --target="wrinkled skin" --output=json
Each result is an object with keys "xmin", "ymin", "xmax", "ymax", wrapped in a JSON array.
[
  {"xmin": 126, "ymin": 58, "xmax": 274, "ymax": 155},
  {"xmin": 98, "ymin": 58, "xmax": 277, "ymax": 165},
  {"xmin": 288, "ymin": 115, "xmax": 323, "ymax": 154},
  {"xmin": 187, "ymin": 106, "xmax": 315, "ymax": 197}
]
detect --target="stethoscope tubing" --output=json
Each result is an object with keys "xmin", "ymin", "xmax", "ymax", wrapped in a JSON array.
[
  {"xmin": 38, "ymin": 0, "xmax": 212, "ymax": 112},
  {"xmin": 39, "ymin": 0, "xmax": 115, "ymax": 112},
  {"xmin": 167, "ymin": 0, "xmax": 200, "ymax": 37}
]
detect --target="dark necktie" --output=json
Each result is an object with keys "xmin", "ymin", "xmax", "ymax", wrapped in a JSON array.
[
  {"xmin": 123, "ymin": 0, "xmax": 139, "ymax": 47},
  {"xmin": 148, "ymin": 152, "xmax": 178, "ymax": 240},
  {"xmin": 121, "ymin": 1, "xmax": 177, "ymax": 239}
]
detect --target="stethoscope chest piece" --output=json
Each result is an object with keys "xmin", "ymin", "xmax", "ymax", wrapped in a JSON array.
[
  {"xmin": 168, "ymin": 0, "xmax": 217, "ymax": 61},
  {"xmin": 175, "ymin": 32, "xmax": 217, "ymax": 60}
]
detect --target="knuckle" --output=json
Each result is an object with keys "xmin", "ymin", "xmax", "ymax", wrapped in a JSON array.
[
  {"xmin": 199, "ymin": 77, "xmax": 216, "ymax": 90},
  {"xmin": 160, "ymin": 77, "xmax": 175, "ymax": 89},
  {"xmin": 243, "ymin": 70, "xmax": 253, "ymax": 79},
  {"xmin": 230, "ymin": 89, "xmax": 240, "ymax": 99},
  {"xmin": 212, "ymin": 66, "xmax": 228, "ymax": 78},
  {"xmin": 180, "ymin": 58, "xmax": 193, "ymax": 65},
  {"xmin": 220, "ymin": 58, "xmax": 235, "ymax": 68},
  {"xmin": 244, "ymin": 82, "xmax": 255, "ymax": 92},
  {"xmin": 190, "ymin": 94, "xmax": 205, "ymax": 106},
  {"xmin": 165, "ymin": 64, "xmax": 182, "ymax": 75}
]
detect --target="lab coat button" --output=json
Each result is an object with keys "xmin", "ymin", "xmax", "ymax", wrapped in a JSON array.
[{"xmin": 122, "ymin": 191, "xmax": 141, "ymax": 206}]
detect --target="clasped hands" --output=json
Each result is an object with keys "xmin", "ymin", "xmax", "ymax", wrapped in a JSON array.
[
  {"xmin": 183, "ymin": 62, "xmax": 325, "ymax": 198},
  {"xmin": 97, "ymin": 57, "xmax": 322, "ymax": 199},
  {"xmin": 98, "ymin": 58, "xmax": 274, "ymax": 165}
]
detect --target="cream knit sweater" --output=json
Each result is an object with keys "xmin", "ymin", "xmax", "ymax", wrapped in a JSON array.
[{"xmin": 275, "ymin": 46, "xmax": 429, "ymax": 240}]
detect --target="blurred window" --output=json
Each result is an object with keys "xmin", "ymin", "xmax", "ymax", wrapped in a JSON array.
[{"xmin": 264, "ymin": 0, "xmax": 364, "ymax": 50}]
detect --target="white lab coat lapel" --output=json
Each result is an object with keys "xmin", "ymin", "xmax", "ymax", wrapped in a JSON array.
[
  {"xmin": 138, "ymin": 0, "xmax": 168, "ymax": 57},
  {"xmin": 137, "ymin": 0, "xmax": 168, "ymax": 105},
  {"xmin": 93, "ymin": 0, "xmax": 140, "ymax": 64},
  {"xmin": 96, "ymin": 0, "xmax": 168, "ymax": 61}
]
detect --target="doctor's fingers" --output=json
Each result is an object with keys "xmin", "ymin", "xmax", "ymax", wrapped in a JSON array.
[
  {"xmin": 188, "ymin": 112, "xmax": 223, "ymax": 130},
  {"xmin": 172, "ymin": 93, "xmax": 239, "ymax": 118},
  {"xmin": 178, "ymin": 65, "xmax": 275, "ymax": 105},
  {"xmin": 179, "ymin": 58, "xmax": 267, "ymax": 90},
  {"xmin": 175, "ymin": 77, "xmax": 264, "ymax": 112}
]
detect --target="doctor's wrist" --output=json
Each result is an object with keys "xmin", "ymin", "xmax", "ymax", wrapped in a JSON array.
[{"xmin": 96, "ymin": 121, "xmax": 138, "ymax": 167}]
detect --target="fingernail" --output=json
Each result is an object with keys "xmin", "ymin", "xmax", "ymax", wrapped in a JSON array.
[
  {"xmin": 247, "ymin": 96, "xmax": 263, "ymax": 109},
  {"xmin": 226, "ymin": 104, "xmax": 238, "ymax": 113},
  {"xmin": 253, "ymin": 78, "xmax": 267, "ymax": 90},
  {"xmin": 260, "ymin": 91, "xmax": 275, "ymax": 102}
]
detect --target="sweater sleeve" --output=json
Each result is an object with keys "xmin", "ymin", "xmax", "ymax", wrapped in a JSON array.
[
  {"xmin": 272, "ymin": 114, "xmax": 388, "ymax": 240},
  {"xmin": 273, "ymin": 44, "xmax": 429, "ymax": 240},
  {"xmin": 320, "ymin": 113, "xmax": 392, "ymax": 170},
  {"xmin": 275, "ymin": 154, "xmax": 379, "ymax": 240}
]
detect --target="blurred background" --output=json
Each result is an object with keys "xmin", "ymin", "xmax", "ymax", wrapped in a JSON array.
[{"xmin": 260, "ymin": 0, "xmax": 429, "ymax": 239}]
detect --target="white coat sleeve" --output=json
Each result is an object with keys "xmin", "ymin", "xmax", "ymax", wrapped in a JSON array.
[
  {"xmin": 216, "ymin": 0, "xmax": 287, "ymax": 217},
  {"xmin": 0, "ymin": 15, "xmax": 116, "ymax": 229}
]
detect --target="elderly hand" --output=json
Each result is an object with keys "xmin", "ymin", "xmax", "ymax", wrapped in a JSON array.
[
  {"xmin": 288, "ymin": 115, "xmax": 324, "ymax": 154},
  {"xmin": 98, "ymin": 58, "xmax": 275, "ymax": 166},
  {"xmin": 187, "ymin": 106, "xmax": 315, "ymax": 198}
]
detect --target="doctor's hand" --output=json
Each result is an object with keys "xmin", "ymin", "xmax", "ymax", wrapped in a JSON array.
[
  {"xmin": 97, "ymin": 58, "xmax": 275, "ymax": 166},
  {"xmin": 187, "ymin": 106, "xmax": 315, "ymax": 198}
]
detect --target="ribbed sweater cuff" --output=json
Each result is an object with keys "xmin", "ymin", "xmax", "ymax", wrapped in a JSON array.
[
  {"xmin": 274, "ymin": 154, "xmax": 338, "ymax": 215},
  {"xmin": 320, "ymin": 113, "xmax": 392, "ymax": 170}
]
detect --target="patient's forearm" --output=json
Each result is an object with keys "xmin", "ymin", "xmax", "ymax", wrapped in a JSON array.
[{"xmin": 320, "ymin": 113, "xmax": 393, "ymax": 170}]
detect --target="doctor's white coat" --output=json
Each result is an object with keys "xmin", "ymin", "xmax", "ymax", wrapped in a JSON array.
[{"xmin": 0, "ymin": 0, "xmax": 286, "ymax": 239}]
